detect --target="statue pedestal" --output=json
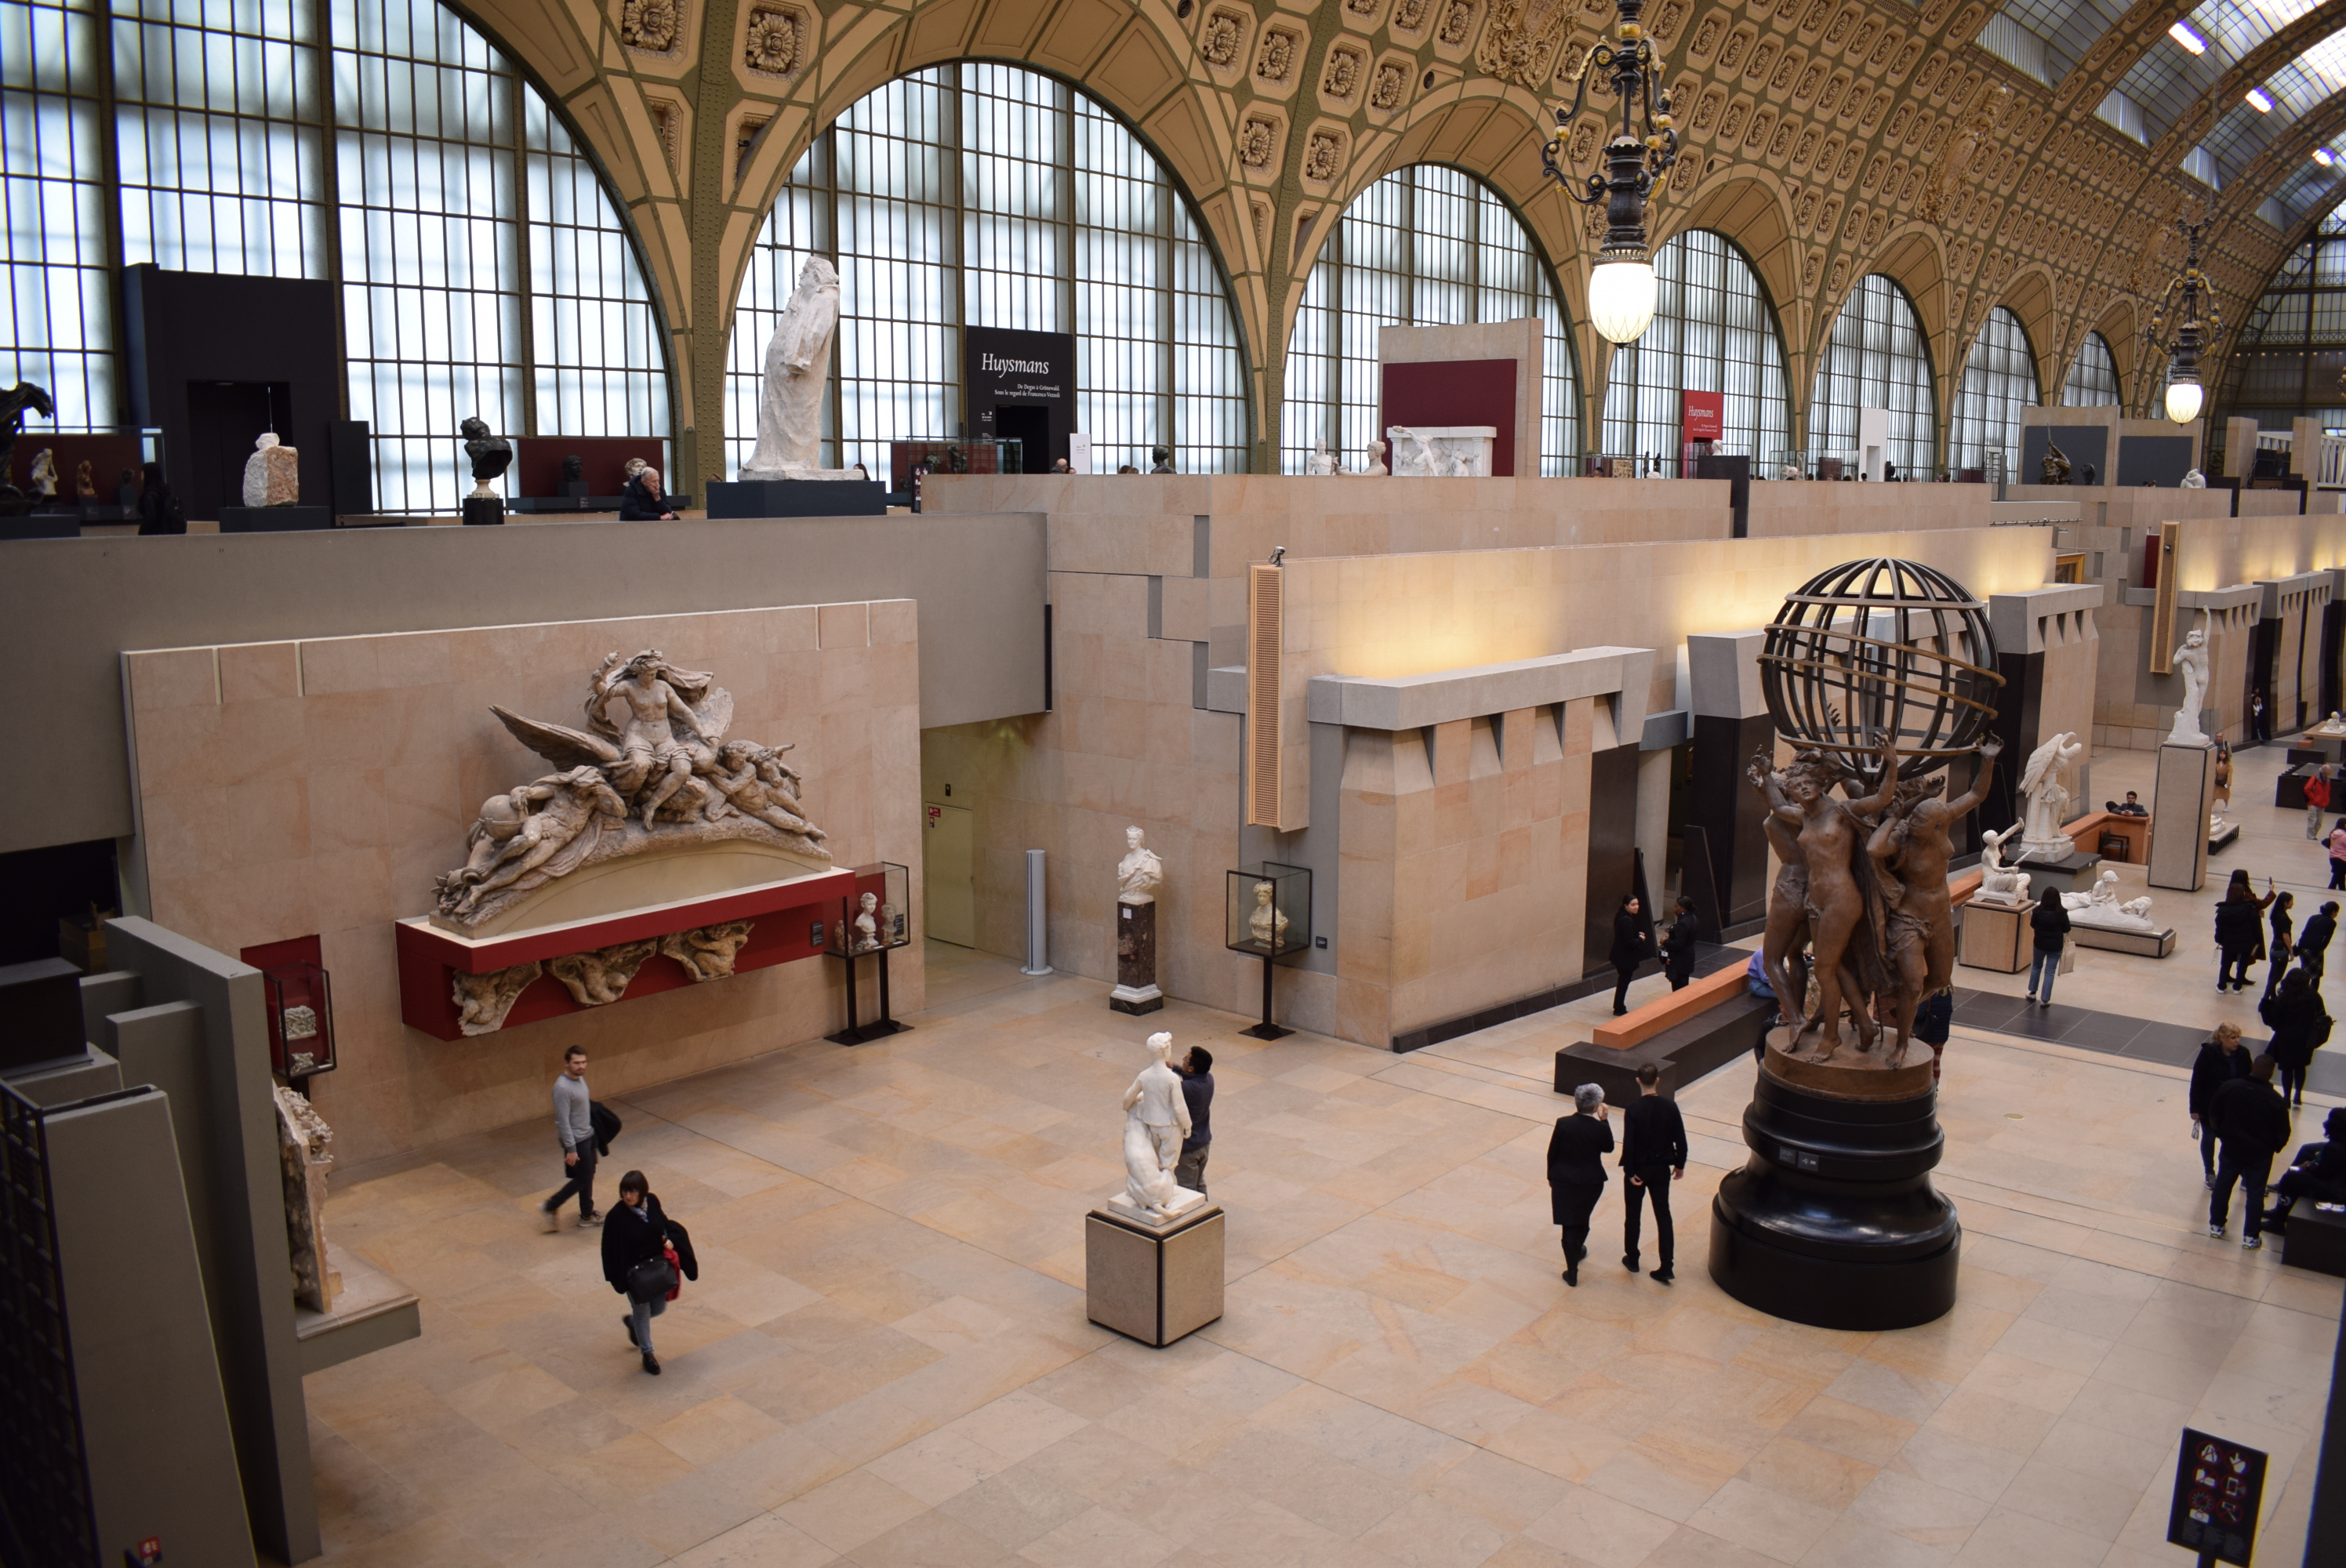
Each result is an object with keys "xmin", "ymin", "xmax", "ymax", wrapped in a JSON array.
[
  {"xmin": 1085, "ymin": 1201, "xmax": 1222, "ymax": 1346},
  {"xmin": 706, "ymin": 479, "xmax": 886, "ymax": 518},
  {"xmin": 1957, "ymin": 898, "xmax": 2027, "ymax": 972},
  {"xmin": 460, "ymin": 496, "xmax": 505, "ymax": 526},
  {"xmin": 2150, "ymin": 742, "xmax": 2217, "ymax": 891},
  {"xmin": 1707, "ymin": 1034, "xmax": 1958, "ymax": 1331},
  {"xmin": 220, "ymin": 505, "xmax": 333, "ymax": 532},
  {"xmin": 1110, "ymin": 898, "xmax": 1161, "ymax": 1014}
]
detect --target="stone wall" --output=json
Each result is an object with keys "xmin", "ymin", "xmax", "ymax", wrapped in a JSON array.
[{"xmin": 122, "ymin": 601, "xmax": 922, "ymax": 1164}]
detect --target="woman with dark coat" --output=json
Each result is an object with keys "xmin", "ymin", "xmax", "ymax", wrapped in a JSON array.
[
  {"xmin": 2027, "ymin": 886, "xmax": 2070, "ymax": 1007},
  {"xmin": 1609, "ymin": 895, "xmax": 1654, "ymax": 1017},
  {"xmin": 599, "ymin": 1170, "xmax": 698, "ymax": 1374},
  {"xmin": 134, "ymin": 462, "xmax": 185, "ymax": 535},
  {"xmin": 2264, "ymin": 891, "xmax": 2297, "ymax": 1000},
  {"xmin": 2213, "ymin": 871, "xmax": 2276, "ymax": 993},
  {"xmin": 2259, "ymin": 967, "xmax": 2329, "ymax": 1109},
  {"xmin": 1661, "ymin": 895, "xmax": 1706, "ymax": 992},
  {"xmin": 1547, "ymin": 1084, "xmax": 1614, "ymax": 1287}
]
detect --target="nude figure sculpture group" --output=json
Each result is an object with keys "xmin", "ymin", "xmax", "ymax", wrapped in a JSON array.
[
  {"xmin": 433, "ymin": 650, "xmax": 829, "ymax": 930},
  {"xmin": 1751, "ymin": 734, "xmax": 2001, "ymax": 1073}
]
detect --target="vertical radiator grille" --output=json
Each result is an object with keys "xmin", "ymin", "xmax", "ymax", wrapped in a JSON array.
[{"xmin": 1247, "ymin": 562, "xmax": 1284, "ymax": 827}]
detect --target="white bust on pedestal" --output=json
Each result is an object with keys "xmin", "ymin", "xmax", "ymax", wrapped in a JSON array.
[{"xmin": 1109, "ymin": 1032, "xmax": 1203, "ymax": 1224}]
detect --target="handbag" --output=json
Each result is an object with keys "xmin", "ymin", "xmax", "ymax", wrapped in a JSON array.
[
  {"xmin": 663, "ymin": 1240, "xmax": 685, "ymax": 1302},
  {"xmin": 625, "ymin": 1252, "xmax": 678, "ymax": 1303},
  {"xmin": 2057, "ymin": 944, "xmax": 2076, "ymax": 975}
]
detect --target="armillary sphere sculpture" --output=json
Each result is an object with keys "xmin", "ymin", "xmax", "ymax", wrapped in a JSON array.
[{"xmin": 1712, "ymin": 557, "xmax": 2004, "ymax": 1333}]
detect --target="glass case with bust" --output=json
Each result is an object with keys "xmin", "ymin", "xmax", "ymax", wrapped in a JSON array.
[
  {"xmin": 827, "ymin": 862, "xmax": 911, "ymax": 1045},
  {"xmin": 1225, "ymin": 864, "xmax": 1311, "ymax": 958}
]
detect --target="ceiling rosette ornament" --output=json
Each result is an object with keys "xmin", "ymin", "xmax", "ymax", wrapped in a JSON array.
[
  {"xmin": 620, "ymin": 0, "xmax": 678, "ymax": 53},
  {"xmin": 743, "ymin": 4, "xmax": 804, "ymax": 78},
  {"xmin": 1478, "ymin": 0, "xmax": 1576, "ymax": 86}
]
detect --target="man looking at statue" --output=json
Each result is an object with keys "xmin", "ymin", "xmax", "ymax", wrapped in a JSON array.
[{"xmin": 1175, "ymin": 1047, "xmax": 1214, "ymax": 1198}]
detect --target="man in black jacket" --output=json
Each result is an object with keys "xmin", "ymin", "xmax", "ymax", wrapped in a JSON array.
[
  {"xmin": 1661, "ymin": 897, "xmax": 1705, "ymax": 993},
  {"xmin": 1619, "ymin": 1063, "xmax": 1689, "ymax": 1283},
  {"xmin": 2210, "ymin": 1057, "xmax": 2292, "ymax": 1249},
  {"xmin": 2262, "ymin": 1107, "xmax": 2346, "ymax": 1232},
  {"xmin": 2188, "ymin": 1024, "xmax": 2252, "ymax": 1189},
  {"xmin": 1547, "ymin": 1085, "xmax": 1613, "ymax": 1286},
  {"xmin": 2298, "ymin": 902, "xmax": 2339, "ymax": 982}
]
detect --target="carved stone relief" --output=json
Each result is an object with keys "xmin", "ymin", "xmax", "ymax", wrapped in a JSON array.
[
  {"xmin": 1256, "ymin": 26, "xmax": 1301, "ymax": 82},
  {"xmin": 1717, "ymin": 29, "xmax": 1751, "ymax": 74},
  {"xmin": 1479, "ymin": 0, "xmax": 1577, "ymax": 87},
  {"xmin": 743, "ymin": 4, "xmax": 804, "ymax": 77},
  {"xmin": 1439, "ymin": 0, "xmax": 1477, "ymax": 48},
  {"xmin": 1768, "ymin": 122, "xmax": 1796, "ymax": 159},
  {"xmin": 1322, "ymin": 44, "xmax": 1364, "ymax": 100},
  {"xmin": 621, "ymin": 0, "xmax": 679, "ymax": 53},
  {"xmin": 550, "ymin": 939, "xmax": 660, "ymax": 1007},
  {"xmin": 455, "ymin": 961, "xmax": 542, "ymax": 1036},
  {"xmin": 1200, "ymin": 8, "xmax": 1245, "ymax": 67},
  {"xmin": 661, "ymin": 920, "xmax": 757, "ymax": 981},
  {"xmin": 1828, "ymin": 256, "xmax": 1850, "ymax": 293},
  {"xmin": 1689, "ymin": 16, "xmax": 1720, "ymax": 56},
  {"xmin": 1304, "ymin": 130, "xmax": 1344, "ymax": 183},
  {"xmin": 1370, "ymin": 60, "xmax": 1408, "ymax": 112},
  {"xmin": 1392, "ymin": 0, "xmax": 1433, "ymax": 34},
  {"xmin": 1240, "ymin": 114, "xmax": 1280, "ymax": 170},
  {"xmin": 274, "ymin": 1085, "xmax": 334, "ymax": 1312}
]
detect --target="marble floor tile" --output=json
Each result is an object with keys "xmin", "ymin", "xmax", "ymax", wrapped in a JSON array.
[{"xmin": 306, "ymin": 916, "xmax": 2339, "ymax": 1566}]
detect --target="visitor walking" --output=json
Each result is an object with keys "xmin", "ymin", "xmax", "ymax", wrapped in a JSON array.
[
  {"xmin": 601, "ymin": 1171, "xmax": 698, "ymax": 1374},
  {"xmin": 2300, "ymin": 901, "xmax": 2339, "ymax": 983},
  {"xmin": 1608, "ymin": 894, "xmax": 1654, "ymax": 1016},
  {"xmin": 2210, "ymin": 1058, "xmax": 2291, "ymax": 1249},
  {"xmin": 2213, "ymin": 872, "xmax": 2274, "ymax": 993},
  {"xmin": 1661, "ymin": 895, "xmax": 1706, "ymax": 993},
  {"xmin": 2259, "ymin": 967, "xmax": 2329, "ymax": 1109},
  {"xmin": 2308, "ymin": 764, "xmax": 2333, "ymax": 839},
  {"xmin": 542, "ymin": 1046, "xmax": 599, "ymax": 1231},
  {"xmin": 2189, "ymin": 1023, "xmax": 2253, "ymax": 1189},
  {"xmin": 2213, "ymin": 741, "xmax": 2232, "ymax": 811},
  {"xmin": 2264, "ymin": 891, "xmax": 2297, "ymax": 1000},
  {"xmin": 1913, "ymin": 986, "xmax": 1954, "ymax": 1083},
  {"xmin": 1547, "ymin": 1084, "xmax": 1612, "ymax": 1287},
  {"xmin": 2329, "ymin": 819, "xmax": 2346, "ymax": 891},
  {"xmin": 2261, "ymin": 1108, "xmax": 2346, "ymax": 1233},
  {"xmin": 1175, "ymin": 1047, "xmax": 1215, "ymax": 1197},
  {"xmin": 2027, "ymin": 886, "xmax": 2070, "ymax": 1006},
  {"xmin": 1618, "ymin": 1063, "xmax": 1687, "ymax": 1283}
]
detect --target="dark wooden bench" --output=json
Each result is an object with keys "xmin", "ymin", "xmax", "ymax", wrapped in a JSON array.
[{"xmin": 1555, "ymin": 986, "xmax": 1777, "ymax": 1104}]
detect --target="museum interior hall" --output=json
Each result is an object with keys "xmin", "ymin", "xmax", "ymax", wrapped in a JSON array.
[{"xmin": 15, "ymin": 0, "xmax": 2346, "ymax": 1563}]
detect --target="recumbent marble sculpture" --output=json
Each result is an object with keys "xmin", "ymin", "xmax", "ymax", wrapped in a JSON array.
[
  {"xmin": 433, "ymin": 649, "xmax": 830, "ymax": 931},
  {"xmin": 1116, "ymin": 1031, "xmax": 1203, "ymax": 1222},
  {"xmin": 2061, "ymin": 870, "xmax": 2160, "ymax": 933}
]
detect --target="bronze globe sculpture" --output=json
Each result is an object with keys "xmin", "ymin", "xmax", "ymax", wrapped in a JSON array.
[{"xmin": 1757, "ymin": 557, "xmax": 2002, "ymax": 789}]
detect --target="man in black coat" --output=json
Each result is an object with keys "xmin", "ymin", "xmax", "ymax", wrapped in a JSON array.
[
  {"xmin": 1547, "ymin": 1085, "xmax": 1613, "ymax": 1287},
  {"xmin": 2298, "ymin": 902, "xmax": 2339, "ymax": 982},
  {"xmin": 2188, "ymin": 1023, "xmax": 2252, "ymax": 1189},
  {"xmin": 2210, "ymin": 1057, "xmax": 2292, "ymax": 1250},
  {"xmin": 1618, "ymin": 1063, "xmax": 1689, "ymax": 1283},
  {"xmin": 1661, "ymin": 897, "xmax": 1705, "ymax": 993},
  {"xmin": 2262, "ymin": 1107, "xmax": 2346, "ymax": 1232}
]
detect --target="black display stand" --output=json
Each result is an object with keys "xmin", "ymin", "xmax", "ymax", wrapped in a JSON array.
[
  {"xmin": 1241, "ymin": 953, "xmax": 1291, "ymax": 1041},
  {"xmin": 827, "ymin": 946, "xmax": 908, "ymax": 1046},
  {"xmin": 461, "ymin": 496, "xmax": 506, "ymax": 526},
  {"xmin": 706, "ymin": 479, "xmax": 886, "ymax": 518},
  {"xmin": 1707, "ymin": 1060, "xmax": 1959, "ymax": 1330},
  {"xmin": 219, "ymin": 505, "xmax": 334, "ymax": 532}
]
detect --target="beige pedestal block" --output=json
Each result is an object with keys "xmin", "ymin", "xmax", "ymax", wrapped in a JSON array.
[
  {"xmin": 1959, "ymin": 900, "xmax": 2028, "ymax": 973},
  {"xmin": 1085, "ymin": 1203, "xmax": 1224, "ymax": 1346},
  {"xmin": 2149, "ymin": 742, "xmax": 2216, "ymax": 891}
]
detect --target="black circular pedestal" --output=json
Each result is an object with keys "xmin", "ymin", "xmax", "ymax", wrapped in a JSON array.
[{"xmin": 1707, "ymin": 1061, "xmax": 1959, "ymax": 1330}]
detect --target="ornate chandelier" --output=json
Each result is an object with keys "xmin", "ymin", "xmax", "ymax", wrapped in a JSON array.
[
  {"xmin": 2144, "ymin": 209, "xmax": 2224, "ymax": 426},
  {"xmin": 1541, "ymin": 0, "xmax": 1678, "ymax": 345}
]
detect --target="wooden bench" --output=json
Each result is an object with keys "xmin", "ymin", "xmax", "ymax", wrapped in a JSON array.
[
  {"xmin": 1556, "ymin": 989, "xmax": 1775, "ymax": 1105},
  {"xmin": 2064, "ymin": 809, "xmax": 2148, "ymax": 865},
  {"xmin": 1590, "ymin": 961, "xmax": 1749, "ymax": 1049}
]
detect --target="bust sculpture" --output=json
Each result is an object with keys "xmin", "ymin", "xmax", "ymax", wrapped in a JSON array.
[
  {"xmin": 1358, "ymin": 438, "xmax": 1388, "ymax": 476},
  {"xmin": 461, "ymin": 416, "xmax": 513, "ymax": 498},
  {"xmin": 242, "ymin": 432, "xmax": 299, "ymax": 506},
  {"xmin": 1248, "ymin": 880, "xmax": 1287, "ymax": 948},
  {"xmin": 2169, "ymin": 618, "xmax": 2211, "ymax": 746},
  {"xmin": 1307, "ymin": 438, "xmax": 1337, "ymax": 475},
  {"xmin": 1150, "ymin": 446, "xmax": 1174, "ymax": 474},
  {"xmin": 1117, "ymin": 1031, "xmax": 1198, "ymax": 1220},
  {"xmin": 1976, "ymin": 822, "xmax": 2032, "ymax": 906},
  {"xmin": 853, "ymin": 890, "xmax": 881, "ymax": 952},
  {"xmin": 2015, "ymin": 731, "xmax": 2084, "ymax": 862},
  {"xmin": 1116, "ymin": 826, "xmax": 1164, "ymax": 904},
  {"xmin": 561, "ymin": 453, "xmax": 583, "ymax": 483}
]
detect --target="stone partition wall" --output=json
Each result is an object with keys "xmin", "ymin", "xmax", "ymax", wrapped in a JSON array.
[
  {"xmin": 122, "ymin": 601, "xmax": 922, "ymax": 1164},
  {"xmin": 1744, "ymin": 483, "xmax": 1992, "ymax": 537}
]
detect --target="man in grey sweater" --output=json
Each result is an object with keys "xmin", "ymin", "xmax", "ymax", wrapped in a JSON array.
[{"xmin": 542, "ymin": 1046, "xmax": 600, "ymax": 1231}]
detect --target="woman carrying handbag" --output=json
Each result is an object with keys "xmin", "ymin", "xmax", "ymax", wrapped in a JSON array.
[{"xmin": 601, "ymin": 1170, "xmax": 699, "ymax": 1374}]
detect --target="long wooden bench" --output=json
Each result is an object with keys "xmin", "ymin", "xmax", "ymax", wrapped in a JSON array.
[
  {"xmin": 1560, "ymin": 948, "xmax": 1774, "ymax": 1102},
  {"xmin": 1589, "ymin": 961, "xmax": 1749, "ymax": 1049}
]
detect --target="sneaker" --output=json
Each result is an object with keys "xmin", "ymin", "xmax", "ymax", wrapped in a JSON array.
[
  {"xmin": 540, "ymin": 1206, "xmax": 560, "ymax": 1233},
  {"xmin": 623, "ymin": 1314, "xmax": 637, "ymax": 1347},
  {"xmin": 642, "ymin": 1352, "xmax": 661, "ymax": 1375},
  {"xmin": 2209, "ymin": 1224, "xmax": 2225, "ymax": 1237},
  {"xmin": 578, "ymin": 1212, "xmax": 602, "ymax": 1228},
  {"xmin": 2242, "ymin": 1236, "xmax": 2262, "ymax": 1250}
]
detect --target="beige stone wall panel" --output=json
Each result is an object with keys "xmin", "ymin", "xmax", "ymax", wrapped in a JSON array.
[
  {"xmin": 1142, "ymin": 89, "xmax": 1226, "ymax": 199},
  {"xmin": 1092, "ymin": 21, "xmax": 1184, "ymax": 114},
  {"xmin": 902, "ymin": 0, "xmax": 983, "ymax": 64},
  {"xmin": 970, "ymin": 0, "xmax": 1051, "ymax": 53}
]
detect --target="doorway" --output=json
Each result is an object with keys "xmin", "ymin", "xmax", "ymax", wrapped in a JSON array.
[
  {"xmin": 993, "ymin": 405, "xmax": 1052, "ymax": 473},
  {"xmin": 185, "ymin": 380, "xmax": 289, "ymax": 517},
  {"xmin": 924, "ymin": 802, "xmax": 975, "ymax": 946}
]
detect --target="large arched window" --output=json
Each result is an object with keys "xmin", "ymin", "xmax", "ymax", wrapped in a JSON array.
[
  {"xmin": 1599, "ymin": 228, "xmax": 1790, "ymax": 468},
  {"xmin": 0, "ymin": 0, "xmax": 670, "ymax": 511},
  {"xmin": 730, "ymin": 65, "xmax": 1247, "ymax": 477},
  {"xmin": 1280, "ymin": 164, "xmax": 1580, "ymax": 474},
  {"xmin": 1947, "ymin": 307, "xmax": 2040, "ymax": 480},
  {"xmin": 2062, "ymin": 331, "xmax": 2121, "ymax": 406},
  {"xmin": 2214, "ymin": 208, "xmax": 2346, "ymax": 456},
  {"xmin": 1810, "ymin": 274, "xmax": 1937, "ymax": 477}
]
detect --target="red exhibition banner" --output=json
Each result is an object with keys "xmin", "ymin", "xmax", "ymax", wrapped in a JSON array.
[{"xmin": 1681, "ymin": 390, "xmax": 1724, "ymax": 442}]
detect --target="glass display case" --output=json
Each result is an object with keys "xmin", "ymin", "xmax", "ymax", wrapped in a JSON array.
[
  {"xmin": 827, "ymin": 862, "xmax": 911, "ymax": 1045},
  {"xmin": 1226, "ymin": 863, "xmax": 1310, "ymax": 1040},
  {"xmin": 262, "ymin": 960, "xmax": 336, "ymax": 1080}
]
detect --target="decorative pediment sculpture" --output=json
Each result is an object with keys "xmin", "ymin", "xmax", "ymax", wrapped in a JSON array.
[{"xmin": 433, "ymin": 649, "xmax": 830, "ymax": 935}]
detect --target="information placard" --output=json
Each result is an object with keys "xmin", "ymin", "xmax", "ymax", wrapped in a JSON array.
[{"xmin": 2166, "ymin": 1427, "xmax": 2266, "ymax": 1566}]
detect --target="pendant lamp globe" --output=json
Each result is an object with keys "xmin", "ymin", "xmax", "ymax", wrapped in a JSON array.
[
  {"xmin": 1589, "ymin": 257, "xmax": 1658, "ymax": 345},
  {"xmin": 2165, "ymin": 376, "xmax": 2204, "ymax": 425},
  {"xmin": 2144, "ymin": 209, "xmax": 2221, "ymax": 430}
]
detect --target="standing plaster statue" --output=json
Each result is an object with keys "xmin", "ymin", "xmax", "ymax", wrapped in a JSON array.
[
  {"xmin": 2016, "ymin": 731, "xmax": 2085, "ymax": 862},
  {"xmin": 1119, "ymin": 1031, "xmax": 1197, "ymax": 1219},
  {"xmin": 740, "ymin": 258, "xmax": 852, "ymax": 481},
  {"xmin": 2169, "ymin": 616, "xmax": 2213, "ymax": 746}
]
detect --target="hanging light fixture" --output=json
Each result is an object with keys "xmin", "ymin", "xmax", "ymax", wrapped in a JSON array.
[
  {"xmin": 2144, "ymin": 209, "xmax": 2223, "ymax": 426},
  {"xmin": 1542, "ymin": 0, "xmax": 1677, "ymax": 345}
]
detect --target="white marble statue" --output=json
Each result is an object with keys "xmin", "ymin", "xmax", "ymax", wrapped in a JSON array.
[
  {"xmin": 1248, "ymin": 879, "xmax": 1288, "ymax": 948},
  {"xmin": 431, "ymin": 649, "xmax": 832, "ymax": 931},
  {"xmin": 2181, "ymin": 467, "xmax": 2207, "ymax": 488},
  {"xmin": 1975, "ymin": 822, "xmax": 2032, "ymax": 906},
  {"xmin": 2014, "ymin": 731, "xmax": 2084, "ymax": 863},
  {"xmin": 1356, "ymin": 439, "xmax": 1389, "ymax": 476},
  {"xmin": 1307, "ymin": 438, "xmax": 1338, "ymax": 475},
  {"xmin": 242, "ymin": 432, "xmax": 299, "ymax": 506},
  {"xmin": 740, "ymin": 258, "xmax": 859, "ymax": 481},
  {"xmin": 1385, "ymin": 425, "xmax": 1497, "ymax": 477},
  {"xmin": 1117, "ymin": 826, "xmax": 1164, "ymax": 904},
  {"xmin": 1117, "ymin": 1031, "xmax": 1200, "ymax": 1221},
  {"xmin": 27, "ymin": 447, "xmax": 55, "ymax": 499},
  {"xmin": 2169, "ymin": 617, "xmax": 2211, "ymax": 746},
  {"xmin": 2060, "ymin": 869, "xmax": 2161, "ymax": 933}
]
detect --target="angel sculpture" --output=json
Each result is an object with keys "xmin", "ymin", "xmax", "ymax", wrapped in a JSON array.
[
  {"xmin": 434, "ymin": 767, "xmax": 627, "ymax": 919},
  {"xmin": 710, "ymin": 739, "xmax": 826, "ymax": 840}
]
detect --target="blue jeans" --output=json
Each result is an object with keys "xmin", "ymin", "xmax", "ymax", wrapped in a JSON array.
[
  {"xmin": 630, "ymin": 1294, "xmax": 666, "ymax": 1354},
  {"xmin": 2027, "ymin": 948, "xmax": 2058, "ymax": 1003}
]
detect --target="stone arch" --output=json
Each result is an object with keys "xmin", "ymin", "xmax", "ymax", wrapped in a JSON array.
[
  {"xmin": 1653, "ymin": 171, "xmax": 1802, "ymax": 431},
  {"xmin": 1994, "ymin": 264, "xmax": 2059, "ymax": 401}
]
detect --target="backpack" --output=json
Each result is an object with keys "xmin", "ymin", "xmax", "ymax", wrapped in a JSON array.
[{"xmin": 2310, "ymin": 774, "xmax": 2332, "ymax": 810}]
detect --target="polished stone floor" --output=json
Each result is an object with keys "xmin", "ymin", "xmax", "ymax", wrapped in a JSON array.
[{"xmin": 308, "ymin": 745, "xmax": 2344, "ymax": 1568}]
